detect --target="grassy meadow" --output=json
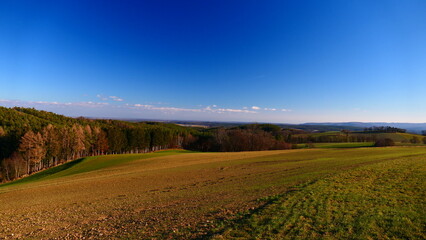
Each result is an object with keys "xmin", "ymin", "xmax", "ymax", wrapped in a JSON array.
[
  {"xmin": 211, "ymin": 153, "xmax": 426, "ymax": 239},
  {"xmin": 314, "ymin": 142, "xmax": 375, "ymax": 148},
  {"xmin": 0, "ymin": 147, "xmax": 425, "ymax": 239}
]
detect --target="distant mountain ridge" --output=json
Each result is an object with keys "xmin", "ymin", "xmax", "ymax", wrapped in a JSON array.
[
  {"xmin": 112, "ymin": 119, "xmax": 426, "ymax": 133},
  {"xmin": 303, "ymin": 122, "xmax": 426, "ymax": 133}
]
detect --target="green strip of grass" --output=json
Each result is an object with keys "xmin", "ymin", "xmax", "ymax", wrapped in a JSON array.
[
  {"xmin": 209, "ymin": 154, "xmax": 426, "ymax": 239},
  {"xmin": 314, "ymin": 142, "xmax": 375, "ymax": 148},
  {"xmin": 0, "ymin": 149, "xmax": 192, "ymax": 188},
  {"xmin": 295, "ymin": 142, "xmax": 375, "ymax": 149}
]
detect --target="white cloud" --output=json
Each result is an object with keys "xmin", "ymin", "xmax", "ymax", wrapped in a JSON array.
[
  {"xmin": 133, "ymin": 104, "xmax": 201, "ymax": 112},
  {"xmin": 155, "ymin": 107, "xmax": 202, "ymax": 112},
  {"xmin": 96, "ymin": 94, "xmax": 124, "ymax": 102},
  {"xmin": 0, "ymin": 99, "xmax": 110, "ymax": 108},
  {"xmin": 96, "ymin": 94, "xmax": 109, "ymax": 101},
  {"xmin": 0, "ymin": 99, "xmax": 264, "ymax": 118},
  {"xmin": 73, "ymin": 102, "xmax": 110, "ymax": 107},
  {"xmin": 132, "ymin": 104, "xmax": 256, "ymax": 114},
  {"xmin": 215, "ymin": 108, "xmax": 256, "ymax": 113},
  {"xmin": 134, "ymin": 104, "xmax": 152, "ymax": 108},
  {"xmin": 109, "ymin": 96, "xmax": 124, "ymax": 102},
  {"xmin": 1, "ymin": 98, "xmax": 291, "ymax": 115}
]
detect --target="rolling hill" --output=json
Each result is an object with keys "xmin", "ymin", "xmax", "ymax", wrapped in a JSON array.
[
  {"xmin": 1, "ymin": 147, "xmax": 425, "ymax": 239},
  {"xmin": 304, "ymin": 122, "xmax": 426, "ymax": 133}
]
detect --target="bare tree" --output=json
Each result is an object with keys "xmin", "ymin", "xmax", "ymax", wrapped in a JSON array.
[
  {"xmin": 93, "ymin": 126, "xmax": 109, "ymax": 155},
  {"xmin": 18, "ymin": 131, "xmax": 46, "ymax": 174},
  {"xmin": 42, "ymin": 124, "xmax": 61, "ymax": 168},
  {"xmin": 1, "ymin": 152, "xmax": 25, "ymax": 180},
  {"xmin": 72, "ymin": 125, "xmax": 86, "ymax": 159}
]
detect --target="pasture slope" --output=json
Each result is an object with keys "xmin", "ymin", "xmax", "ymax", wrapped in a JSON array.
[{"xmin": 0, "ymin": 147, "xmax": 425, "ymax": 239}]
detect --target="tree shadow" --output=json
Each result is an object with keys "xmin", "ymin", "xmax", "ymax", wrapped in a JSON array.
[{"xmin": 0, "ymin": 158, "xmax": 85, "ymax": 188}]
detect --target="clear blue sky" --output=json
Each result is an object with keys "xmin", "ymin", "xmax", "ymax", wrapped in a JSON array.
[{"xmin": 1, "ymin": 0, "xmax": 425, "ymax": 123}]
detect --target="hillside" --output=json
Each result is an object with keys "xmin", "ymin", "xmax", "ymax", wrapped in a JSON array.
[
  {"xmin": 168, "ymin": 120, "xmax": 366, "ymax": 132},
  {"xmin": 1, "ymin": 107, "xmax": 425, "ymax": 184},
  {"xmin": 290, "ymin": 130, "xmax": 425, "ymax": 144},
  {"xmin": 304, "ymin": 122, "xmax": 426, "ymax": 134},
  {"xmin": 0, "ymin": 107, "xmax": 194, "ymax": 182},
  {"xmin": 167, "ymin": 120, "xmax": 426, "ymax": 133},
  {"xmin": 1, "ymin": 147, "xmax": 425, "ymax": 239}
]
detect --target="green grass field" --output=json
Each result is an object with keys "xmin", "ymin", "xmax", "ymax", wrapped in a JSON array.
[
  {"xmin": 295, "ymin": 142, "xmax": 375, "ymax": 149},
  {"xmin": 1, "ymin": 147, "xmax": 425, "ymax": 239},
  {"xmin": 1, "ymin": 150, "xmax": 192, "ymax": 187},
  {"xmin": 313, "ymin": 142, "xmax": 375, "ymax": 148},
  {"xmin": 298, "ymin": 131, "xmax": 424, "ymax": 144},
  {"xmin": 210, "ymin": 153, "xmax": 426, "ymax": 239}
]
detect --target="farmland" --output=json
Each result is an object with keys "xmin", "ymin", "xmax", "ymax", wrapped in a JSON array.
[{"xmin": 0, "ymin": 147, "xmax": 425, "ymax": 239}]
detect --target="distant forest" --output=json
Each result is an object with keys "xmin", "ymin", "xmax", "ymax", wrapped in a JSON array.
[{"xmin": 0, "ymin": 107, "xmax": 423, "ymax": 182}]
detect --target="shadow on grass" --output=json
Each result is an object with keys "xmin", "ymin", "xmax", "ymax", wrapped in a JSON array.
[
  {"xmin": 196, "ymin": 180, "xmax": 318, "ymax": 240},
  {"xmin": 0, "ymin": 150, "xmax": 195, "ymax": 189},
  {"xmin": 0, "ymin": 158, "xmax": 84, "ymax": 188}
]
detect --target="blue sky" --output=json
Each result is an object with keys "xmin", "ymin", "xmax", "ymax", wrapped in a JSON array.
[{"xmin": 1, "ymin": 0, "xmax": 425, "ymax": 123}]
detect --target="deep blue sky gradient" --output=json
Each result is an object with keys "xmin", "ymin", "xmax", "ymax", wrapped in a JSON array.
[{"xmin": 1, "ymin": 0, "xmax": 425, "ymax": 122}]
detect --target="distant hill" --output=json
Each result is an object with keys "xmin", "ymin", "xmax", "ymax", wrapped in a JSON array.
[
  {"xmin": 97, "ymin": 119, "xmax": 426, "ymax": 133},
  {"xmin": 158, "ymin": 120, "xmax": 366, "ymax": 132},
  {"xmin": 131, "ymin": 120, "xmax": 426, "ymax": 133},
  {"xmin": 303, "ymin": 122, "xmax": 426, "ymax": 133},
  {"xmin": 94, "ymin": 119, "xmax": 426, "ymax": 134}
]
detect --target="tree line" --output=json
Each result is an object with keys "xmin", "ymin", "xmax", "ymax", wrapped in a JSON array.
[
  {"xmin": 0, "ymin": 107, "xmax": 191, "ymax": 182},
  {"xmin": 284, "ymin": 131, "xmax": 377, "ymax": 144},
  {"xmin": 0, "ymin": 108, "xmax": 294, "ymax": 182},
  {"xmin": 363, "ymin": 126, "xmax": 406, "ymax": 133},
  {"xmin": 183, "ymin": 124, "xmax": 292, "ymax": 152}
]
